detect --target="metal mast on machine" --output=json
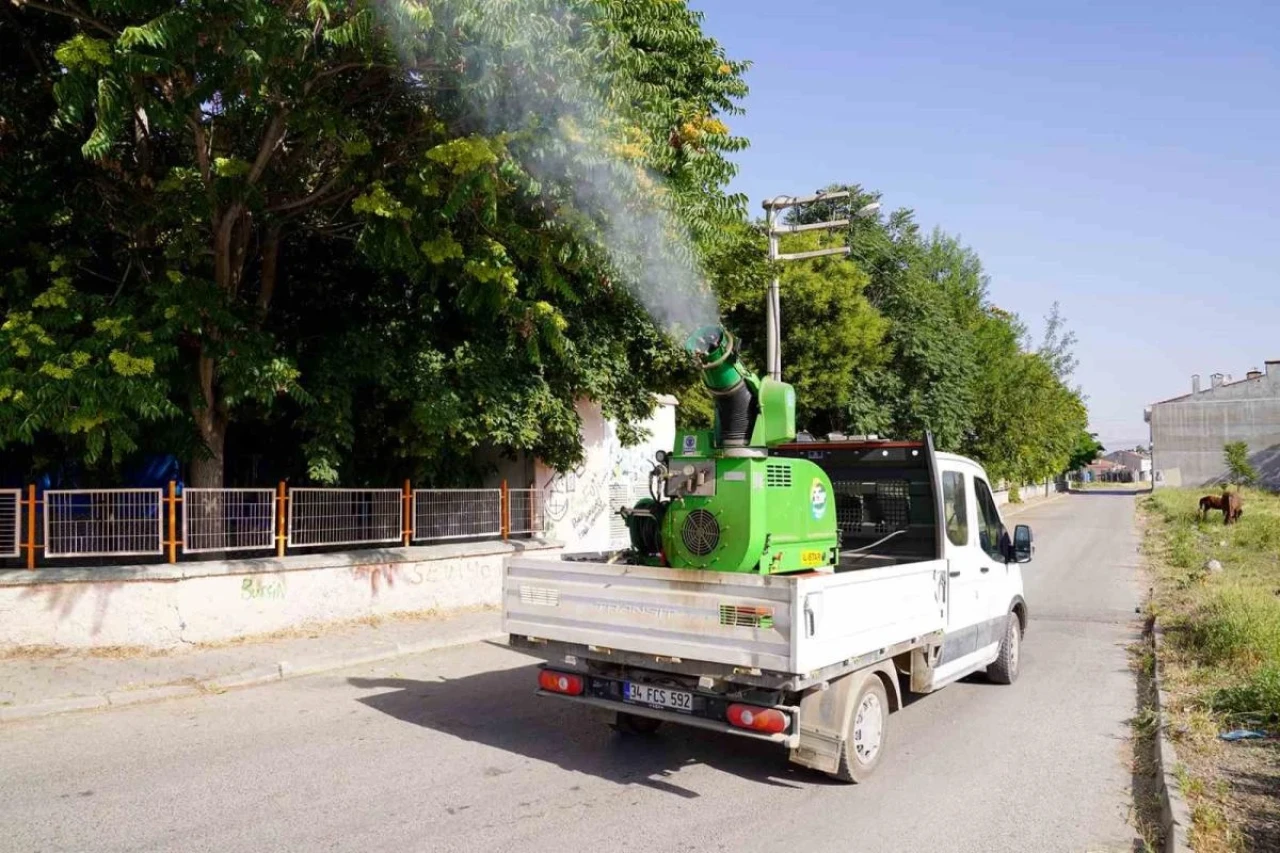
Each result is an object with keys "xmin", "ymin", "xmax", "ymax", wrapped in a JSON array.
[{"xmin": 762, "ymin": 190, "xmax": 880, "ymax": 381}]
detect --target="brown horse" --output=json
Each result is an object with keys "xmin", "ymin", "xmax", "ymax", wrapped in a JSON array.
[
  {"xmin": 1199, "ymin": 494, "xmax": 1226, "ymax": 519},
  {"xmin": 1200, "ymin": 492, "xmax": 1244, "ymax": 524},
  {"xmin": 1224, "ymin": 492, "xmax": 1244, "ymax": 525}
]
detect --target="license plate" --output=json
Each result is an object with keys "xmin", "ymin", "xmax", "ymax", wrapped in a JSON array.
[{"xmin": 623, "ymin": 682, "xmax": 693, "ymax": 713}]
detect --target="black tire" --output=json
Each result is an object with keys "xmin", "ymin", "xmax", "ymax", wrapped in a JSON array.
[
  {"xmin": 830, "ymin": 676, "xmax": 889, "ymax": 784},
  {"xmin": 987, "ymin": 613, "xmax": 1021, "ymax": 685},
  {"xmin": 614, "ymin": 711, "xmax": 663, "ymax": 735}
]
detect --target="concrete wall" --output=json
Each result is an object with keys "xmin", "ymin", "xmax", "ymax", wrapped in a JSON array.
[
  {"xmin": 534, "ymin": 395, "xmax": 677, "ymax": 552},
  {"xmin": 1148, "ymin": 364, "xmax": 1280, "ymax": 488},
  {"xmin": 0, "ymin": 539, "xmax": 559, "ymax": 650},
  {"xmin": 991, "ymin": 480, "xmax": 1054, "ymax": 508}
]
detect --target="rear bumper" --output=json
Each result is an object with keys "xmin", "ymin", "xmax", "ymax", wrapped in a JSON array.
[{"xmin": 536, "ymin": 689, "xmax": 800, "ymax": 748}]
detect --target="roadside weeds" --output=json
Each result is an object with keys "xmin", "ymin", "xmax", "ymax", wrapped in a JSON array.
[{"xmin": 1139, "ymin": 488, "xmax": 1280, "ymax": 852}]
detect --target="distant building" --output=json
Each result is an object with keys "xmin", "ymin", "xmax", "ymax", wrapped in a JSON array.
[
  {"xmin": 1082, "ymin": 457, "xmax": 1129, "ymax": 482},
  {"xmin": 1145, "ymin": 361, "xmax": 1280, "ymax": 488},
  {"xmin": 1103, "ymin": 449, "xmax": 1153, "ymax": 482}
]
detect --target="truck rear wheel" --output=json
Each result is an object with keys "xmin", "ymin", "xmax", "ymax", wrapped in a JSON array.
[
  {"xmin": 986, "ymin": 613, "xmax": 1021, "ymax": 685},
  {"xmin": 614, "ymin": 711, "xmax": 663, "ymax": 735},
  {"xmin": 831, "ymin": 676, "xmax": 889, "ymax": 783}
]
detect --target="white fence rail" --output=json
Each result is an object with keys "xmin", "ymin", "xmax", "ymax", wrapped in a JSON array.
[
  {"xmin": 183, "ymin": 488, "xmax": 276, "ymax": 553},
  {"xmin": 508, "ymin": 488, "xmax": 546, "ymax": 536},
  {"xmin": 287, "ymin": 488, "xmax": 402, "ymax": 548},
  {"xmin": 43, "ymin": 489, "xmax": 164, "ymax": 558},
  {"xmin": 412, "ymin": 489, "xmax": 501, "ymax": 542},
  {"xmin": 0, "ymin": 489, "xmax": 19, "ymax": 559}
]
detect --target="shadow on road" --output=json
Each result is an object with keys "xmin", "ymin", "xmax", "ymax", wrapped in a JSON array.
[{"xmin": 347, "ymin": 664, "xmax": 837, "ymax": 796}]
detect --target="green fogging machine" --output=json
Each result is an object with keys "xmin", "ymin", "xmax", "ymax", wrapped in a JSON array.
[{"xmin": 621, "ymin": 325, "xmax": 838, "ymax": 574}]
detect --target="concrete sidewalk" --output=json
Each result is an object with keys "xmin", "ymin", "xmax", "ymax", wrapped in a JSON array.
[{"xmin": 0, "ymin": 608, "xmax": 502, "ymax": 724}]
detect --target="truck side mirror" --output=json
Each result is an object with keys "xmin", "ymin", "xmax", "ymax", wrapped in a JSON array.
[{"xmin": 1013, "ymin": 524, "xmax": 1033, "ymax": 563}]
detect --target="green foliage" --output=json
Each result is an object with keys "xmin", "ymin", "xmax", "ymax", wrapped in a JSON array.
[
  {"xmin": 1185, "ymin": 587, "xmax": 1280, "ymax": 668},
  {"xmin": 1068, "ymin": 431, "xmax": 1106, "ymax": 472},
  {"xmin": 2, "ymin": 0, "xmax": 750, "ymax": 485},
  {"xmin": 3, "ymin": 0, "xmax": 1085, "ymax": 492},
  {"xmin": 1210, "ymin": 665, "xmax": 1280, "ymax": 722},
  {"xmin": 1223, "ymin": 441, "xmax": 1257, "ymax": 486},
  {"xmin": 758, "ymin": 182, "xmax": 1088, "ymax": 482}
]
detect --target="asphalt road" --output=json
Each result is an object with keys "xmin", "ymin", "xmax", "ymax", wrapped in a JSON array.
[{"xmin": 1, "ymin": 493, "xmax": 1143, "ymax": 853}]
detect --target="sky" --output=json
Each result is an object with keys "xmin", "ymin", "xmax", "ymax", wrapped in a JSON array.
[{"xmin": 689, "ymin": 0, "xmax": 1279, "ymax": 450}]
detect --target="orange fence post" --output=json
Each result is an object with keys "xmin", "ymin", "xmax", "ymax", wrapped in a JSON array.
[
  {"xmin": 25, "ymin": 484, "xmax": 36, "ymax": 570},
  {"xmin": 500, "ymin": 479, "xmax": 509, "ymax": 540},
  {"xmin": 276, "ymin": 481, "xmax": 287, "ymax": 557},
  {"xmin": 402, "ymin": 479, "xmax": 413, "ymax": 547},
  {"xmin": 167, "ymin": 480, "xmax": 179, "ymax": 564}
]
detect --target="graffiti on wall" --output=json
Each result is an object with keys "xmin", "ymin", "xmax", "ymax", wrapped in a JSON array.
[
  {"xmin": 351, "ymin": 559, "xmax": 501, "ymax": 597},
  {"xmin": 542, "ymin": 410, "xmax": 668, "ymax": 548},
  {"xmin": 241, "ymin": 576, "xmax": 286, "ymax": 601}
]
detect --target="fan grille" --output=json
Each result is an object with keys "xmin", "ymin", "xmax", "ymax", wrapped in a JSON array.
[{"xmin": 681, "ymin": 509, "xmax": 720, "ymax": 557}]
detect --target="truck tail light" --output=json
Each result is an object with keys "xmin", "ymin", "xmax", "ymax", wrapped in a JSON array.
[
  {"xmin": 538, "ymin": 669, "xmax": 584, "ymax": 696},
  {"xmin": 726, "ymin": 703, "xmax": 789, "ymax": 734}
]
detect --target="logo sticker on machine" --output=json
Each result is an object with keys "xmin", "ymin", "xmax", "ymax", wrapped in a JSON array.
[
  {"xmin": 800, "ymin": 549, "xmax": 825, "ymax": 567},
  {"xmin": 810, "ymin": 479, "xmax": 828, "ymax": 520},
  {"xmin": 681, "ymin": 434, "xmax": 698, "ymax": 454}
]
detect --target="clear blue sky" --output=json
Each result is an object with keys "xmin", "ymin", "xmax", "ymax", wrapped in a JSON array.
[{"xmin": 690, "ymin": 0, "xmax": 1279, "ymax": 449}]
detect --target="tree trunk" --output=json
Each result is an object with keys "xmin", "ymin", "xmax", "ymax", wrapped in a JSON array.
[
  {"xmin": 257, "ymin": 225, "xmax": 280, "ymax": 320},
  {"xmin": 190, "ymin": 349, "xmax": 227, "ymax": 488}
]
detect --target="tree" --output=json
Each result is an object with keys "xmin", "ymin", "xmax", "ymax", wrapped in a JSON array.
[
  {"xmin": 1067, "ymin": 431, "xmax": 1105, "ymax": 473},
  {"xmin": 784, "ymin": 182, "xmax": 1089, "ymax": 480},
  {"xmin": 1224, "ymin": 441, "xmax": 1257, "ymax": 487},
  {"xmin": 705, "ymin": 228, "xmax": 886, "ymax": 435},
  {"xmin": 2, "ymin": 0, "xmax": 753, "ymax": 486}
]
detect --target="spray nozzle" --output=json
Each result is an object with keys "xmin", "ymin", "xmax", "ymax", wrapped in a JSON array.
[{"xmin": 684, "ymin": 324, "xmax": 729, "ymax": 362}]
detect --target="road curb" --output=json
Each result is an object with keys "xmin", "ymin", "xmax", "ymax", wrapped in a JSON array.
[
  {"xmin": 0, "ymin": 693, "xmax": 109, "ymax": 723},
  {"xmin": 107, "ymin": 684, "xmax": 202, "ymax": 708},
  {"xmin": 0, "ymin": 628, "xmax": 505, "ymax": 724},
  {"xmin": 1151, "ymin": 621, "xmax": 1193, "ymax": 853},
  {"xmin": 1002, "ymin": 491, "xmax": 1067, "ymax": 517}
]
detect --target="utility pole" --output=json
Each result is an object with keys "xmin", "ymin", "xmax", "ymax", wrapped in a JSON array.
[{"xmin": 762, "ymin": 190, "xmax": 880, "ymax": 381}]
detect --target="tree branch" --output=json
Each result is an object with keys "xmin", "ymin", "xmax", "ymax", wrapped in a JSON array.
[
  {"xmin": 189, "ymin": 114, "xmax": 212, "ymax": 186},
  {"xmin": 266, "ymin": 170, "xmax": 346, "ymax": 214},
  {"xmin": 246, "ymin": 111, "xmax": 288, "ymax": 186},
  {"xmin": 16, "ymin": 0, "xmax": 117, "ymax": 37},
  {"xmin": 303, "ymin": 62, "xmax": 372, "ymax": 92}
]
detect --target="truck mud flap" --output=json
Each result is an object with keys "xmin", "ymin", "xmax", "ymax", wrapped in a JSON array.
[{"xmin": 789, "ymin": 667, "xmax": 889, "ymax": 774}]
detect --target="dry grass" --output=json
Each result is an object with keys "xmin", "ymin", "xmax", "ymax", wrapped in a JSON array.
[{"xmin": 1141, "ymin": 487, "xmax": 1280, "ymax": 852}]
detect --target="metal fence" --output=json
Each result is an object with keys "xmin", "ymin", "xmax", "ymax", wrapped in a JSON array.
[
  {"xmin": 43, "ymin": 489, "xmax": 164, "ymax": 559},
  {"xmin": 508, "ymin": 488, "xmax": 545, "ymax": 536},
  {"xmin": 412, "ymin": 489, "xmax": 501, "ymax": 542},
  {"xmin": 183, "ymin": 488, "xmax": 276, "ymax": 553},
  {"xmin": 287, "ymin": 488, "xmax": 402, "ymax": 548},
  {"xmin": 0, "ymin": 489, "xmax": 19, "ymax": 559},
  {"xmin": 3, "ymin": 481, "xmax": 549, "ymax": 568}
]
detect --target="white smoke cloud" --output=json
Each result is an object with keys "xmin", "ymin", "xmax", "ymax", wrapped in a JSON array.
[{"xmin": 377, "ymin": 0, "xmax": 722, "ymax": 338}]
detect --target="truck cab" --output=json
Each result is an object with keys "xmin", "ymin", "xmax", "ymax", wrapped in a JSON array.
[{"xmin": 772, "ymin": 436, "xmax": 1031, "ymax": 690}]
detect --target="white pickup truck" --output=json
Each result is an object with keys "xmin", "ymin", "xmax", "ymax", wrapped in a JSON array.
[{"xmin": 502, "ymin": 437, "xmax": 1036, "ymax": 782}]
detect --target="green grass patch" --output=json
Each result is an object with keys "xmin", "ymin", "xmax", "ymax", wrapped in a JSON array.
[
  {"xmin": 1141, "ymin": 486, "xmax": 1280, "ymax": 850},
  {"xmin": 1145, "ymin": 488, "xmax": 1280, "ymax": 722}
]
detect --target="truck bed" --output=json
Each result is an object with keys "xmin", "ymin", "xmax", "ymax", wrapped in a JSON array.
[{"xmin": 503, "ymin": 554, "xmax": 948, "ymax": 676}]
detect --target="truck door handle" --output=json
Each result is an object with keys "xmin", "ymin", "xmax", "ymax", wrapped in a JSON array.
[
  {"xmin": 948, "ymin": 570, "xmax": 961, "ymax": 578},
  {"xmin": 980, "ymin": 567, "xmax": 990, "ymax": 574}
]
